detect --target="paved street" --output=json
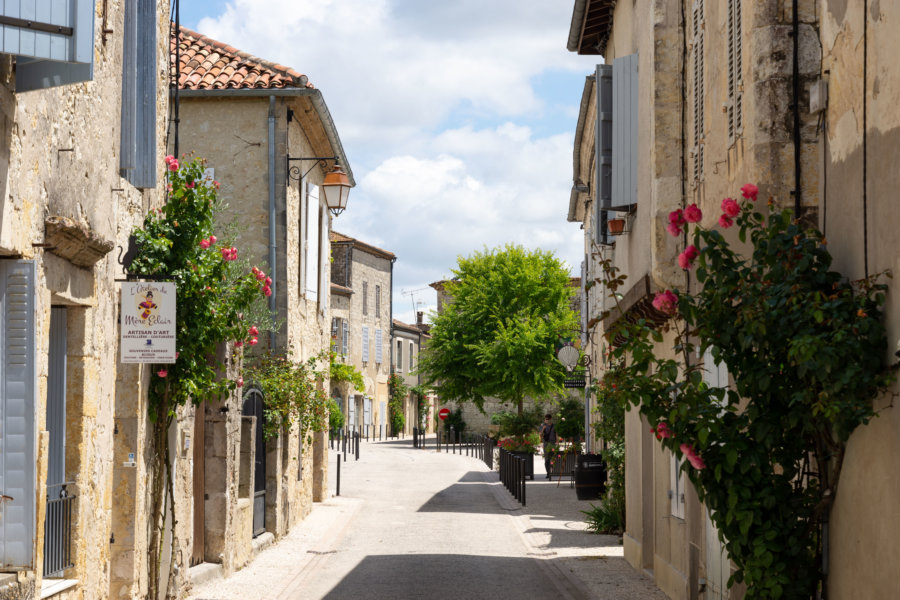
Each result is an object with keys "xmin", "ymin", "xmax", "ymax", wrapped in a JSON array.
[{"xmin": 188, "ymin": 436, "xmax": 666, "ymax": 600}]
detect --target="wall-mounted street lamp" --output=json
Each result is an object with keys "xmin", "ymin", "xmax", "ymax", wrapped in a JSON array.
[{"xmin": 287, "ymin": 156, "xmax": 351, "ymax": 217}]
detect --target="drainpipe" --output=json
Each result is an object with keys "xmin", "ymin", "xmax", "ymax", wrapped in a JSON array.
[
  {"xmin": 268, "ymin": 96, "xmax": 277, "ymax": 348},
  {"xmin": 792, "ymin": 0, "xmax": 802, "ymax": 218},
  {"xmin": 581, "ymin": 259, "xmax": 591, "ymax": 454}
]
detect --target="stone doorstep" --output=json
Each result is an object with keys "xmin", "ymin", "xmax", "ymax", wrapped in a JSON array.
[
  {"xmin": 39, "ymin": 578, "xmax": 77, "ymax": 599},
  {"xmin": 189, "ymin": 532, "xmax": 276, "ymax": 588}
]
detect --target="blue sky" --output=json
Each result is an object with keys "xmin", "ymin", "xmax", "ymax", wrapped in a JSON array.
[{"xmin": 179, "ymin": 0, "xmax": 598, "ymax": 323}]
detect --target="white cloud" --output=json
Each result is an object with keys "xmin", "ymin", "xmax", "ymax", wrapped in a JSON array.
[{"xmin": 195, "ymin": 0, "xmax": 589, "ymax": 314}]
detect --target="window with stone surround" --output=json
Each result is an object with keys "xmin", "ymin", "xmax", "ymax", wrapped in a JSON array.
[{"xmin": 362, "ymin": 281, "xmax": 368, "ymax": 315}]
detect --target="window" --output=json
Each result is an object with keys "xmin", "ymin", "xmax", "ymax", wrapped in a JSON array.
[
  {"xmin": 409, "ymin": 342, "xmax": 414, "ymax": 371},
  {"xmin": 396, "ymin": 340, "xmax": 403, "ymax": 372},
  {"xmin": 119, "ymin": 0, "xmax": 157, "ymax": 188},
  {"xmin": 374, "ymin": 329, "xmax": 383, "ymax": 364},
  {"xmin": 4, "ymin": 0, "xmax": 95, "ymax": 92},
  {"xmin": 726, "ymin": 0, "xmax": 743, "ymax": 144},
  {"xmin": 375, "ymin": 285, "xmax": 381, "ymax": 319},
  {"xmin": 363, "ymin": 325, "xmax": 369, "ymax": 362},
  {"xmin": 362, "ymin": 281, "xmax": 368, "ymax": 315},
  {"xmin": 331, "ymin": 318, "xmax": 340, "ymax": 353},
  {"xmin": 305, "ymin": 184, "xmax": 320, "ymax": 302}
]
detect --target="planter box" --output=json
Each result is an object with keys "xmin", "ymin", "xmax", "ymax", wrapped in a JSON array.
[
  {"xmin": 509, "ymin": 451, "xmax": 535, "ymax": 480},
  {"xmin": 574, "ymin": 453, "xmax": 607, "ymax": 500},
  {"xmin": 549, "ymin": 451, "xmax": 578, "ymax": 477}
]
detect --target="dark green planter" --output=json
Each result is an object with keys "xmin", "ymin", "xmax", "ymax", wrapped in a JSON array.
[{"xmin": 574, "ymin": 453, "xmax": 607, "ymax": 500}]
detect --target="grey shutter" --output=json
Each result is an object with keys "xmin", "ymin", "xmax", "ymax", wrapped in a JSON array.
[
  {"xmin": 341, "ymin": 320, "xmax": 349, "ymax": 355},
  {"xmin": 47, "ymin": 307, "xmax": 66, "ymax": 488},
  {"xmin": 396, "ymin": 340, "xmax": 402, "ymax": 372},
  {"xmin": 364, "ymin": 398, "xmax": 371, "ymax": 426},
  {"xmin": 119, "ymin": 0, "xmax": 157, "ymax": 188},
  {"xmin": 374, "ymin": 329, "xmax": 383, "ymax": 364},
  {"xmin": 409, "ymin": 342, "xmax": 414, "ymax": 371},
  {"xmin": 595, "ymin": 64, "xmax": 613, "ymax": 210},
  {"xmin": 0, "ymin": 260, "xmax": 36, "ymax": 569},
  {"xmin": 610, "ymin": 53, "xmax": 638, "ymax": 210},
  {"xmin": 7, "ymin": 0, "xmax": 96, "ymax": 91},
  {"xmin": 692, "ymin": 0, "xmax": 705, "ymax": 181},
  {"xmin": 361, "ymin": 326, "xmax": 369, "ymax": 362}
]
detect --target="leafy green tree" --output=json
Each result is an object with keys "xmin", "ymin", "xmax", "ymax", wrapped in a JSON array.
[{"xmin": 420, "ymin": 244, "xmax": 578, "ymax": 415}]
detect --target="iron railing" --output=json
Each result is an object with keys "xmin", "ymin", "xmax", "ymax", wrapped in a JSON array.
[{"xmin": 44, "ymin": 482, "xmax": 75, "ymax": 578}]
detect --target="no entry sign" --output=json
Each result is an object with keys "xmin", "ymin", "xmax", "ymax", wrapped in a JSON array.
[{"xmin": 438, "ymin": 408, "xmax": 451, "ymax": 421}]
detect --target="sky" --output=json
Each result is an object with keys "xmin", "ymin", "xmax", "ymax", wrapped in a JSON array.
[{"xmin": 178, "ymin": 0, "xmax": 597, "ymax": 324}]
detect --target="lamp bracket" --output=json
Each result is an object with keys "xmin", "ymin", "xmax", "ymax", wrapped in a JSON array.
[{"xmin": 287, "ymin": 156, "xmax": 339, "ymax": 183}]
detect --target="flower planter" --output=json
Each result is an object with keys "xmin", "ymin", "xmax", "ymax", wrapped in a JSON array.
[
  {"xmin": 510, "ymin": 451, "xmax": 535, "ymax": 480},
  {"xmin": 607, "ymin": 218, "xmax": 626, "ymax": 236},
  {"xmin": 574, "ymin": 453, "xmax": 607, "ymax": 500},
  {"xmin": 549, "ymin": 451, "xmax": 578, "ymax": 478}
]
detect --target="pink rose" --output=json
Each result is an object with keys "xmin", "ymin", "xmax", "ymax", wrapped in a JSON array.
[
  {"xmin": 264, "ymin": 277, "xmax": 272, "ymax": 286},
  {"xmin": 209, "ymin": 235, "xmax": 217, "ymax": 244},
  {"xmin": 263, "ymin": 286, "xmax": 272, "ymax": 297},
  {"xmin": 678, "ymin": 245, "xmax": 699, "ymax": 270},
  {"xmin": 213, "ymin": 181, "xmax": 220, "ymax": 189},
  {"xmin": 236, "ymin": 377, "xmax": 244, "ymax": 388},
  {"xmin": 666, "ymin": 223, "xmax": 682, "ymax": 237},
  {"xmin": 668, "ymin": 209, "xmax": 686, "ymax": 226},
  {"xmin": 157, "ymin": 369, "xmax": 168, "ymax": 378},
  {"xmin": 256, "ymin": 271, "xmax": 266, "ymax": 282},
  {"xmin": 186, "ymin": 181, "xmax": 195, "ymax": 189},
  {"xmin": 680, "ymin": 443, "xmax": 706, "ymax": 469},
  {"xmin": 718, "ymin": 214, "xmax": 734, "ymax": 229},
  {"xmin": 740, "ymin": 183, "xmax": 759, "ymax": 201},
  {"xmin": 230, "ymin": 247, "xmax": 237, "ymax": 260},
  {"xmin": 652, "ymin": 290, "xmax": 678, "ymax": 315},
  {"xmin": 252, "ymin": 267, "xmax": 259, "ymax": 275},
  {"xmin": 249, "ymin": 326, "xmax": 259, "ymax": 336},
  {"xmin": 199, "ymin": 239, "xmax": 210, "ymax": 249},
  {"xmin": 235, "ymin": 340, "xmax": 243, "ymax": 348},
  {"xmin": 165, "ymin": 156, "xmax": 179, "ymax": 171},
  {"xmin": 249, "ymin": 337, "xmax": 258, "ymax": 346},
  {"xmin": 651, "ymin": 422, "xmax": 672, "ymax": 440},
  {"xmin": 721, "ymin": 197, "xmax": 740, "ymax": 218},
  {"xmin": 684, "ymin": 203, "xmax": 702, "ymax": 223}
]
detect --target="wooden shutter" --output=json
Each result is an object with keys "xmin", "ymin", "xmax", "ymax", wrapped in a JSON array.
[
  {"xmin": 0, "ymin": 260, "xmax": 37, "ymax": 569},
  {"xmin": 409, "ymin": 342, "xmax": 414, "ymax": 371},
  {"xmin": 374, "ymin": 329, "xmax": 383, "ymax": 364},
  {"xmin": 341, "ymin": 320, "xmax": 349, "ymax": 355},
  {"xmin": 595, "ymin": 63, "xmax": 613, "ymax": 211},
  {"xmin": 610, "ymin": 53, "xmax": 638, "ymax": 210},
  {"xmin": 361, "ymin": 326, "xmax": 369, "ymax": 362},
  {"xmin": 691, "ymin": 0, "xmax": 705, "ymax": 182},
  {"xmin": 6, "ymin": 0, "xmax": 95, "ymax": 91},
  {"xmin": 727, "ymin": 0, "xmax": 743, "ymax": 144},
  {"xmin": 396, "ymin": 340, "xmax": 402, "ymax": 372},
  {"xmin": 46, "ymin": 307, "xmax": 66, "ymax": 488},
  {"xmin": 118, "ymin": 0, "xmax": 156, "ymax": 188}
]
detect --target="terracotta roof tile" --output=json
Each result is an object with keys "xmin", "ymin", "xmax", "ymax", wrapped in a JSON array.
[{"xmin": 172, "ymin": 24, "xmax": 315, "ymax": 91}]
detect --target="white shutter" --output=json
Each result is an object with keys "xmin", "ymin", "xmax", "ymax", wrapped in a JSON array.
[
  {"xmin": 0, "ymin": 260, "xmax": 37, "ymax": 569},
  {"xmin": 47, "ymin": 307, "xmax": 66, "ymax": 487},
  {"xmin": 374, "ymin": 329, "xmax": 383, "ymax": 364},
  {"xmin": 361, "ymin": 326, "xmax": 369, "ymax": 362},
  {"xmin": 341, "ymin": 320, "xmax": 349, "ymax": 355}
]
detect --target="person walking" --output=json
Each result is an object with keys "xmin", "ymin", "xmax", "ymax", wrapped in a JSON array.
[{"xmin": 538, "ymin": 413, "xmax": 558, "ymax": 479}]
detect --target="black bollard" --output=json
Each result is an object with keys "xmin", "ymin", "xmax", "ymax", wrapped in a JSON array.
[
  {"xmin": 336, "ymin": 453, "xmax": 341, "ymax": 496},
  {"xmin": 355, "ymin": 432, "xmax": 360, "ymax": 461}
]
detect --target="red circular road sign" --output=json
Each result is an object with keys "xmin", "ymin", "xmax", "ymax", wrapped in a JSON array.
[{"xmin": 438, "ymin": 408, "xmax": 451, "ymax": 421}]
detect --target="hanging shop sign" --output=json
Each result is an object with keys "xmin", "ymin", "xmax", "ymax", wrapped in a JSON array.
[{"xmin": 121, "ymin": 282, "xmax": 176, "ymax": 363}]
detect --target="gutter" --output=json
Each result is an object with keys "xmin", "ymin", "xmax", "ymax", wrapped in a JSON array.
[
  {"xmin": 268, "ymin": 95, "xmax": 277, "ymax": 348},
  {"xmin": 174, "ymin": 87, "xmax": 355, "ymax": 187}
]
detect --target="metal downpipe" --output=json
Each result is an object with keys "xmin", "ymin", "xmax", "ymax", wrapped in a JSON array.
[{"xmin": 268, "ymin": 95, "xmax": 277, "ymax": 348}]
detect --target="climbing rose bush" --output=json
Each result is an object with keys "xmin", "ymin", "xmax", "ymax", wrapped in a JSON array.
[{"xmin": 596, "ymin": 185, "xmax": 893, "ymax": 599}]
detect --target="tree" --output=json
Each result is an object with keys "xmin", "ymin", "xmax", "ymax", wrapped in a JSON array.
[{"xmin": 419, "ymin": 244, "xmax": 578, "ymax": 415}]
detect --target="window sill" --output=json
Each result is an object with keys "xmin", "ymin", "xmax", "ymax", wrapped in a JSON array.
[{"xmin": 41, "ymin": 579, "xmax": 77, "ymax": 599}]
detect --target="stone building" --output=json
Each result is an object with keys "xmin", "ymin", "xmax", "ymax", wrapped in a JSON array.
[
  {"xmin": 0, "ymin": 0, "xmax": 171, "ymax": 598},
  {"xmin": 566, "ymin": 0, "xmax": 900, "ymax": 599},
  {"xmin": 391, "ymin": 315, "xmax": 435, "ymax": 434},
  {"xmin": 329, "ymin": 231, "xmax": 394, "ymax": 437},
  {"xmin": 161, "ymin": 24, "xmax": 353, "ymax": 586}
]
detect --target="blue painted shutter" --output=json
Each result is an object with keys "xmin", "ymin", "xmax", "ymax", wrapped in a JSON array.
[
  {"xmin": 610, "ymin": 53, "xmax": 638, "ymax": 210},
  {"xmin": 8, "ymin": 0, "xmax": 96, "ymax": 91},
  {"xmin": 0, "ymin": 260, "xmax": 36, "ymax": 569},
  {"xmin": 119, "ymin": 0, "xmax": 157, "ymax": 188},
  {"xmin": 595, "ymin": 64, "xmax": 613, "ymax": 212},
  {"xmin": 361, "ymin": 326, "xmax": 369, "ymax": 362},
  {"xmin": 374, "ymin": 329, "xmax": 382, "ymax": 364}
]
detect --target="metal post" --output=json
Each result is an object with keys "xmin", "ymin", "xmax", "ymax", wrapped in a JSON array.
[
  {"xmin": 343, "ymin": 429, "xmax": 347, "ymax": 463},
  {"xmin": 355, "ymin": 432, "xmax": 360, "ymax": 461},
  {"xmin": 336, "ymin": 453, "xmax": 341, "ymax": 496},
  {"xmin": 521, "ymin": 457, "xmax": 526, "ymax": 507}
]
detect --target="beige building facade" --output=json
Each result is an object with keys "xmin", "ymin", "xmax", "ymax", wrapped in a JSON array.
[
  {"xmin": 329, "ymin": 232, "xmax": 394, "ymax": 437},
  {"xmin": 567, "ymin": 0, "xmax": 900, "ymax": 599},
  {"xmin": 391, "ymin": 315, "xmax": 436, "ymax": 434},
  {"xmin": 0, "ymin": 0, "xmax": 172, "ymax": 598}
]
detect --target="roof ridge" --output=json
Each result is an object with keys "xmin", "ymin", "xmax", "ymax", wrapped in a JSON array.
[{"xmin": 173, "ymin": 24, "xmax": 315, "ymax": 91}]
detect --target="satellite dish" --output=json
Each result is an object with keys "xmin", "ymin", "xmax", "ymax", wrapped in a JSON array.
[{"xmin": 557, "ymin": 345, "xmax": 579, "ymax": 370}]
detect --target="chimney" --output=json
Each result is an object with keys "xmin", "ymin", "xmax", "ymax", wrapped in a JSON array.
[{"xmin": 416, "ymin": 311, "xmax": 423, "ymax": 325}]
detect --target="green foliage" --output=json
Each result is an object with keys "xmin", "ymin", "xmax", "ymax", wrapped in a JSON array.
[
  {"xmin": 440, "ymin": 406, "xmax": 466, "ymax": 435},
  {"xmin": 598, "ymin": 190, "xmax": 894, "ymax": 599},
  {"xmin": 419, "ymin": 244, "xmax": 578, "ymax": 414},
  {"xmin": 494, "ymin": 405, "xmax": 543, "ymax": 437},
  {"xmin": 128, "ymin": 156, "xmax": 272, "ymax": 413},
  {"xmin": 243, "ymin": 352, "xmax": 330, "ymax": 442},
  {"xmin": 327, "ymin": 397, "xmax": 345, "ymax": 430},
  {"xmin": 582, "ymin": 499, "xmax": 625, "ymax": 535},
  {"xmin": 330, "ymin": 352, "xmax": 365, "ymax": 392},
  {"xmin": 592, "ymin": 379, "xmax": 626, "ymax": 536},
  {"xmin": 388, "ymin": 373, "xmax": 408, "ymax": 435},
  {"xmin": 554, "ymin": 397, "xmax": 585, "ymax": 440}
]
